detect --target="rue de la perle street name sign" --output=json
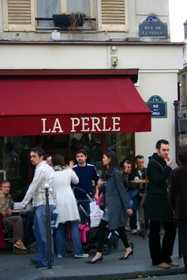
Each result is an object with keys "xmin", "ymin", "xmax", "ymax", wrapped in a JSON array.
[
  {"xmin": 139, "ymin": 14, "xmax": 168, "ymax": 37},
  {"xmin": 146, "ymin": 95, "xmax": 167, "ymax": 118}
]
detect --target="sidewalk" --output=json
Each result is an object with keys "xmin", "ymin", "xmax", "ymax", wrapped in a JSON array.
[{"xmin": 0, "ymin": 231, "xmax": 185, "ymax": 280}]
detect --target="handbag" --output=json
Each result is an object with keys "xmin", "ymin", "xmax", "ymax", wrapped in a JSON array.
[
  {"xmin": 97, "ymin": 192, "xmax": 106, "ymax": 210},
  {"xmin": 89, "ymin": 201, "xmax": 103, "ymax": 228}
]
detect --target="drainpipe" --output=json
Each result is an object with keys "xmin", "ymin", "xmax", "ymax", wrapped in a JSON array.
[
  {"xmin": 174, "ymin": 100, "xmax": 182, "ymax": 258},
  {"xmin": 173, "ymin": 100, "xmax": 179, "ymax": 165}
]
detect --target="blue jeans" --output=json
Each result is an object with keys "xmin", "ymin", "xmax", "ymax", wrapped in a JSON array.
[
  {"xmin": 129, "ymin": 195, "xmax": 141, "ymax": 230},
  {"xmin": 34, "ymin": 204, "xmax": 55, "ymax": 266},
  {"xmin": 56, "ymin": 221, "xmax": 83, "ymax": 256}
]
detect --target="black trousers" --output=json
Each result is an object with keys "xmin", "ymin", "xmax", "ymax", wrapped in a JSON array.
[
  {"xmin": 149, "ymin": 219, "xmax": 176, "ymax": 265},
  {"xmin": 97, "ymin": 219, "xmax": 130, "ymax": 253},
  {"xmin": 177, "ymin": 220, "xmax": 187, "ymax": 273}
]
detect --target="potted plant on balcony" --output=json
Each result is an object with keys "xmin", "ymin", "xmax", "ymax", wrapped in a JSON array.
[{"xmin": 53, "ymin": 12, "xmax": 86, "ymax": 29}]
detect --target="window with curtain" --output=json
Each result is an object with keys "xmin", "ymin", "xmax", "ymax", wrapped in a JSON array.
[{"xmin": 3, "ymin": 0, "xmax": 128, "ymax": 32}]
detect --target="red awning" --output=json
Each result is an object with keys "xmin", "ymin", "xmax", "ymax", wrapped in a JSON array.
[{"xmin": 0, "ymin": 76, "xmax": 151, "ymax": 136}]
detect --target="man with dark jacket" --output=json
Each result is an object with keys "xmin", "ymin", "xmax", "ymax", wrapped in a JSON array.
[
  {"xmin": 145, "ymin": 139, "xmax": 178, "ymax": 269},
  {"xmin": 169, "ymin": 145, "xmax": 187, "ymax": 275}
]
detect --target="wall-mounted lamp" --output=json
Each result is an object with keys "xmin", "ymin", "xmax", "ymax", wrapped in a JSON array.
[
  {"xmin": 111, "ymin": 56, "xmax": 118, "ymax": 67},
  {"xmin": 111, "ymin": 46, "xmax": 117, "ymax": 54}
]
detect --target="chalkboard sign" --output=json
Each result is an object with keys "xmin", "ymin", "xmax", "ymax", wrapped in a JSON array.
[{"xmin": 0, "ymin": 170, "xmax": 6, "ymax": 182}]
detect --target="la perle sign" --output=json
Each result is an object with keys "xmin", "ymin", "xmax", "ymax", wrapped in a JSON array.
[{"xmin": 41, "ymin": 116, "xmax": 121, "ymax": 134}]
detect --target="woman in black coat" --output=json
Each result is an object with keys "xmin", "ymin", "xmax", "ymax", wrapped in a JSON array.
[
  {"xmin": 87, "ymin": 150, "xmax": 133, "ymax": 264},
  {"xmin": 169, "ymin": 145, "xmax": 187, "ymax": 274}
]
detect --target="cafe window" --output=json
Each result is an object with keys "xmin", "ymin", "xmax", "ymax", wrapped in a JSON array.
[
  {"xmin": 105, "ymin": 133, "xmax": 134, "ymax": 164},
  {"xmin": 70, "ymin": 132, "xmax": 134, "ymax": 174},
  {"xmin": 0, "ymin": 136, "xmax": 30, "ymax": 201},
  {"xmin": 0, "ymin": 132, "xmax": 133, "ymax": 200}
]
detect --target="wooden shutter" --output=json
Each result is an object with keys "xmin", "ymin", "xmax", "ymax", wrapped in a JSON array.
[
  {"xmin": 98, "ymin": 0, "xmax": 128, "ymax": 32},
  {"xmin": 3, "ymin": 0, "xmax": 35, "ymax": 31}
]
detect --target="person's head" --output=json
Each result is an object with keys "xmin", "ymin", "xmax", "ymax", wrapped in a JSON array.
[
  {"xmin": 52, "ymin": 154, "xmax": 65, "ymax": 167},
  {"xmin": 120, "ymin": 159, "xmax": 132, "ymax": 174},
  {"xmin": 156, "ymin": 139, "xmax": 170, "ymax": 159},
  {"xmin": 44, "ymin": 154, "xmax": 53, "ymax": 166},
  {"xmin": 75, "ymin": 149, "xmax": 87, "ymax": 166},
  {"xmin": 102, "ymin": 150, "xmax": 118, "ymax": 171},
  {"xmin": 178, "ymin": 145, "xmax": 187, "ymax": 165},
  {"xmin": 0, "ymin": 180, "xmax": 11, "ymax": 195},
  {"xmin": 135, "ymin": 155, "xmax": 144, "ymax": 171},
  {"xmin": 30, "ymin": 147, "xmax": 45, "ymax": 166}
]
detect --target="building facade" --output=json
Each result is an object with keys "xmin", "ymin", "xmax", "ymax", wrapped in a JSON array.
[
  {"xmin": 178, "ymin": 21, "xmax": 187, "ymax": 148},
  {"xmin": 0, "ymin": 0, "xmax": 184, "ymax": 200}
]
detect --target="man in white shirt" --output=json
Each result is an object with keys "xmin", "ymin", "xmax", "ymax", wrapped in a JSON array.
[{"xmin": 21, "ymin": 147, "xmax": 56, "ymax": 268}]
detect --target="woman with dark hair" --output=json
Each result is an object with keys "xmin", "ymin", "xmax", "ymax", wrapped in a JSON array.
[
  {"xmin": 87, "ymin": 150, "xmax": 133, "ymax": 264},
  {"xmin": 52, "ymin": 154, "xmax": 89, "ymax": 259},
  {"xmin": 169, "ymin": 145, "xmax": 187, "ymax": 274}
]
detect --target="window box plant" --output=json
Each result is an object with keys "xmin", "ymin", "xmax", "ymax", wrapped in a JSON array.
[{"xmin": 53, "ymin": 12, "xmax": 85, "ymax": 28}]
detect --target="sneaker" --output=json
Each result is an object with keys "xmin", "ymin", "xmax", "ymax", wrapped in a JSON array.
[
  {"xmin": 57, "ymin": 254, "xmax": 63, "ymax": 258},
  {"xmin": 157, "ymin": 262, "xmax": 171, "ymax": 269},
  {"xmin": 35, "ymin": 262, "xmax": 46, "ymax": 268},
  {"xmin": 35, "ymin": 262, "xmax": 54, "ymax": 268},
  {"xmin": 14, "ymin": 240, "xmax": 28, "ymax": 251},
  {"xmin": 14, "ymin": 248, "xmax": 29, "ymax": 254},
  {"xmin": 74, "ymin": 253, "xmax": 89, "ymax": 258},
  {"xmin": 168, "ymin": 262, "xmax": 179, "ymax": 267},
  {"xmin": 131, "ymin": 229, "xmax": 137, "ymax": 235}
]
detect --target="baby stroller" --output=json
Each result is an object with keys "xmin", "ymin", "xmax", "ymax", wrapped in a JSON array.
[{"xmin": 73, "ymin": 187, "xmax": 114, "ymax": 255}]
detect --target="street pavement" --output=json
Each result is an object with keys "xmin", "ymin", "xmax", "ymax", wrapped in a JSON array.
[
  {"xmin": 0, "ymin": 230, "xmax": 186, "ymax": 280},
  {"xmin": 130, "ymin": 276, "xmax": 186, "ymax": 280}
]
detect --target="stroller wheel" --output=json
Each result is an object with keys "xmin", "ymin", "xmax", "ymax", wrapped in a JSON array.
[
  {"xmin": 102, "ymin": 238, "xmax": 112, "ymax": 255},
  {"xmin": 82, "ymin": 245, "xmax": 90, "ymax": 253}
]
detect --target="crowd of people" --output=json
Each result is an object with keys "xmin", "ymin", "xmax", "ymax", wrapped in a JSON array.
[{"xmin": 1, "ymin": 139, "xmax": 187, "ymax": 274}]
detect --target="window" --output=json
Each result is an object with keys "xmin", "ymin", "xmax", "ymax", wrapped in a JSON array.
[
  {"xmin": 181, "ymin": 74, "xmax": 187, "ymax": 106},
  {"xmin": 70, "ymin": 132, "xmax": 134, "ymax": 173},
  {"xmin": 3, "ymin": 0, "xmax": 128, "ymax": 32},
  {"xmin": 3, "ymin": 0, "xmax": 35, "ymax": 31},
  {"xmin": 105, "ymin": 133, "xmax": 134, "ymax": 164},
  {"xmin": 98, "ymin": 0, "xmax": 128, "ymax": 31},
  {"xmin": 36, "ymin": 0, "xmax": 92, "ymax": 28}
]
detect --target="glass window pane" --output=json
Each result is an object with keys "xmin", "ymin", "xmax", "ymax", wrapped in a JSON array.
[
  {"xmin": 67, "ymin": 0, "xmax": 90, "ymax": 14},
  {"xmin": 37, "ymin": 0, "xmax": 60, "ymax": 17},
  {"xmin": 106, "ymin": 133, "xmax": 134, "ymax": 164},
  {"xmin": 2, "ymin": 137, "xmax": 30, "ymax": 201},
  {"xmin": 37, "ymin": 0, "xmax": 60, "ymax": 27},
  {"xmin": 70, "ymin": 133, "xmax": 102, "ymax": 174}
]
